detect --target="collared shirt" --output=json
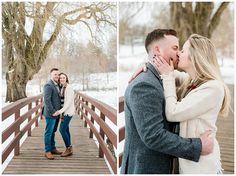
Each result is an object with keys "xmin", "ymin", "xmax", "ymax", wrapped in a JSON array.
[{"xmin": 51, "ymin": 79, "xmax": 60, "ymax": 93}]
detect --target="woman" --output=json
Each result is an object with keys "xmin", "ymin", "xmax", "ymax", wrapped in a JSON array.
[
  {"xmin": 131, "ymin": 34, "xmax": 231, "ymax": 173},
  {"xmin": 55, "ymin": 73, "xmax": 75, "ymax": 157}
]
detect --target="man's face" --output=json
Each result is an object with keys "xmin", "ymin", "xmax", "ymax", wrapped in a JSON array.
[
  {"xmin": 50, "ymin": 70, "xmax": 60, "ymax": 82},
  {"xmin": 154, "ymin": 35, "xmax": 179, "ymax": 69}
]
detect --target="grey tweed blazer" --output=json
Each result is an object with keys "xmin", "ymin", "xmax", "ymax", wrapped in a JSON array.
[
  {"xmin": 43, "ymin": 80, "xmax": 61, "ymax": 117},
  {"xmin": 120, "ymin": 63, "xmax": 201, "ymax": 174}
]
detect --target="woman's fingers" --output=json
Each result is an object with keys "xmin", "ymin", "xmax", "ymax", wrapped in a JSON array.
[
  {"xmin": 128, "ymin": 63, "xmax": 147, "ymax": 83},
  {"xmin": 157, "ymin": 55, "xmax": 165, "ymax": 64},
  {"xmin": 153, "ymin": 55, "xmax": 174, "ymax": 75},
  {"xmin": 143, "ymin": 64, "xmax": 147, "ymax": 72},
  {"xmin": 153, "ymin": 57, "xmax": 162, "ymax": 66},
  {"xmin": 153, "ymin": 58, "xmax": 161, "ymax": 67}
]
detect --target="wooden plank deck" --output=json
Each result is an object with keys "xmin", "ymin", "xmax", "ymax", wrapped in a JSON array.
[
  {"xmin": 216, "ymin": 84, "xmax": 234, "ymax": 174},
  {"xmin": 3, "ymin": 115, "xmax": 111, "ymax": 174}
]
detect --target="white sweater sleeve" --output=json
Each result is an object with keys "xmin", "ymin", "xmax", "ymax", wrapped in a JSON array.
[
  {"xmin": 58, "ymin": 85, "xmax": 74, "ymax": 114},
  {"xmin": 161, "ymin": 72, "xmax": 224, "ymax": 122}
]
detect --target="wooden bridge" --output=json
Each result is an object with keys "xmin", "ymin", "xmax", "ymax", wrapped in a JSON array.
[
  {"xmin": 118, "ymin": 84, "xmax": 234, "ymax": 174},
  {"xmin": 2, "ymin": 92, "xmax": 117, "ymax": 174}
]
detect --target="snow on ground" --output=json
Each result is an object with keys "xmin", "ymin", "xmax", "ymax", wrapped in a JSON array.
[
  {"xmin": 72, "ymin": 72, "xmax": 117, "ymax": 109},
  {"xmin": 2, "ymin": 72, "xmax": 117, "ymax": 108}
]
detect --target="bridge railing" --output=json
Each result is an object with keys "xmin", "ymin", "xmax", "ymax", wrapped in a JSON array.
[
  {"xmin": 118, "ymin": 96, "xmax": 125, "ymax": 168},
  {"xmin": 75, "ymin": 92, "xmax": 117, "ymax": 174},
  {"xmin": 2, "ymin": 94, "xmax": 44, "ymax": 164}
]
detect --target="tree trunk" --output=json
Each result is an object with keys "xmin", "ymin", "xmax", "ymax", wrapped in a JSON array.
[
  {"xmin": 170, "ymin": 2, "xmax": 229, "ymax": 47},
  {"xmin": 86, "ymin": 75, "xmax": 89, "ymax": 90},
  {"xmin": 6, "ymin": 72, "xmax": 27, "ymax": 102},
  {"xmin": 82, "ymin": 72, "xmax": 85, "ymax": 91},
  {"xmin": 3, "ymin": 2, "xmax": 116, "ymax": 102}
]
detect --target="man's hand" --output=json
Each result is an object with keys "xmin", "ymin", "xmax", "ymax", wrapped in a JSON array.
[
  {"xmin": 53, "ymin": 111, "xmax": 60, "ymax": 116},
  {"xmin": 200, "ymin": 130, "xmax": 214, "ymax": 155}
]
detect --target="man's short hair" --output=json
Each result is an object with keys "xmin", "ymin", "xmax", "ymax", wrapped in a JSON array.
[
  {"xmin": 50, "ymin": 68, "xmax": 59, "ymax": 73},
  {"xmin": 145, "ymin": 29, "xmax": 177, "ymax": 53}
]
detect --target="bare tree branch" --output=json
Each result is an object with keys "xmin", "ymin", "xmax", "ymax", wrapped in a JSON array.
[{"xmin": 208, "ymin": 2, "xmax": 229, "ymax": 37}]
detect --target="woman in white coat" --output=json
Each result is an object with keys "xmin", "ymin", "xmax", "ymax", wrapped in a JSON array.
[
  {"xmin": 131, "ymin": 34, "xmax": 231, "ymax": 173},
  {"xmin": 54, "ymin": 73, "xmax": 75, "ymax": 157}
]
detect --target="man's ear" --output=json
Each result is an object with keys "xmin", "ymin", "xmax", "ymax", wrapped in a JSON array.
[{"xmin": 154, "ymin": 45, "xmax": 161, "ymax": 54}]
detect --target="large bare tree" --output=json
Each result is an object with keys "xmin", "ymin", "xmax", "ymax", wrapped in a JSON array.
[
  {"xmin": 2, "ymin": 2, "xmax": 116, "ymax": 102},
  {"xmin": 170, "ymin": 2, "xmax": 229, "ymax": 46}
]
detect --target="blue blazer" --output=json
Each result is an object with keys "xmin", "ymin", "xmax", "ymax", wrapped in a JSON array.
[
  {"xmin": 120, "ymin": 63, "xmax": 201, "ymax": 174},
  {"xmin": 43, "ymin": 80, "xmax": 61, "ymax": 117}
]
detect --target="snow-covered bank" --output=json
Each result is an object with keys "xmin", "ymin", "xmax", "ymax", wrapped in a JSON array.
[{"xmin": 2, "ymin": 72, "xmax": 117, "ymax": 108}]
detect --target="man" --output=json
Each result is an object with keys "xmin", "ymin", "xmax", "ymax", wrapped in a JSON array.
[
  {"xmin": 120, "ymin": 29, "xmax": 213, "ymax": 174},
  {"xmin": 43, "ymin": 68, "xmax": 62, "ymax": 160}
]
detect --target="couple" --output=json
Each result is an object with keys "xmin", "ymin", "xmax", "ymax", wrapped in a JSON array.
[
  {"xmin": 121, "ymin": 29, "xmax": 230, "ymax": 174},
  {"xmin": 43, "ymin": 68, "xmax": 75, "ymax": 160}
]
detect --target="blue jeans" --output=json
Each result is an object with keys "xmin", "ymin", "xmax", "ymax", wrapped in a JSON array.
[
  {"xmin": 44, "ymin": 117, "xmax": 59, "ymax": 152},
  {"xmin": 59, "ymin": 115, "xmax": 73, "ymax": 148}
]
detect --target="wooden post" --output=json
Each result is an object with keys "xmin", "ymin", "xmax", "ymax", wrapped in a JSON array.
[
  {"xmin": 89, "ymin": 105, "xmax": 95, "ymax": 138},
  {"xmin": 84, "ymin": 101, "xmax": 88, "ymax": 127},
  {"xmin": 35, "ymin": 100, "xmax": 39, "ymax": 127},
  {"xmin": 40, "ymin": 98, "xmax": 43, "ymax": 120},
  {"xmin": 81, "ymin": 97, "xmax": 84, "ymax": 120},
  {"xmin": 28, "ymin": 103, "xmax": 32, "ymax": 136},
  {"xmin": 76, "ymin": 95, "xmax": 80, "ymax": 118},
  {"xmin": 15, "ymin": 109, "xmax": 20, "ymax": 156},
  {"xmin": 99, "ymin": 112, "xmax": 105, "ymax": 158}
]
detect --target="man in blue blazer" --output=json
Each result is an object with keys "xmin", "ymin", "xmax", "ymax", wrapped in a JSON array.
[
  {"xmin": 43, "ymin": 68, "xmax": 62, "ymax": 160},
  {"xmin": 120, "ymin": 29, "xmax": 213, "ymax": 174}
]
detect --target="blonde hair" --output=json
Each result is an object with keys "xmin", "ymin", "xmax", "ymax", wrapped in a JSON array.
[{"xmin": 177, "ymin": 34, "xmax": 231, "ymax": 117}]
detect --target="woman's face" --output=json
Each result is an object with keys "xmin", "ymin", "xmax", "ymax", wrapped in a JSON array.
[
  {"xmin": 59, "ymin": 74, "xmax": 67, "ymax": 85},
  {"xmin": 177, "ymin": 40, "xmax": 193, "ymax": 71}
]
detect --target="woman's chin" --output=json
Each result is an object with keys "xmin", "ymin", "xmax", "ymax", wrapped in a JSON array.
[{"xmin": 177, "ymin": 65, "xmax": 186, "ymax": 72}]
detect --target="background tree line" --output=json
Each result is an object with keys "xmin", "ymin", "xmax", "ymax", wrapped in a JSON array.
[
  {"xmin": 2, "ymin": 2, "xmax": 116, "ymax": 102},
  {"xmin": 119, "ymin": 2, "xmax": 233, "ymax": 59}
]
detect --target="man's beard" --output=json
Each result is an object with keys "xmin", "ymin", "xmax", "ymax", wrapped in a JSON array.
[{"xmin": 53, "ymin": 79, "xmax": 59, "ymax": 83}]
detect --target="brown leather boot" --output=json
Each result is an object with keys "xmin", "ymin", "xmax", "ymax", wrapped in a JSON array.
[
  {"xmin": 61, "ymin": 146, "xmax": 73, "ymax": 157},
  {"xmin": 69, "ymin": 146, "xmax": 73, "ymax": 153},
  {"xmin": 45, "ymin": 152, "xmax": 54, "ymax": 160},
  {"xmin": 51, "ymin": 148, "xmax": 62, "ymax": 155}
]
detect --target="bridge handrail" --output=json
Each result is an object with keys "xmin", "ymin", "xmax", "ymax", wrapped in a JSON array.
[
  {"xmin": 119, "ymin": 96, "xmax": 125, "ymax": 168},
  {"xmin": 2, "ymin": 94, "xmax": 44, "ymax": 164},
  {"xmin": 75, "ymin": 92, "xmax": 117, "ymax": 174}
]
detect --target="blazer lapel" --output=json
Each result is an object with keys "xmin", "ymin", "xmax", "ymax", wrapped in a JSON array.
[
  {"xmin": 147, "ymin": 62, "xmax": 162, "ymax": 83},
  {"xmin": 50, "ymin": 80, "xmax": 60, "ymax": 96}
]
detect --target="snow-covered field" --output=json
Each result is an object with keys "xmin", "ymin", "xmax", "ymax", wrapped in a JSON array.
[
  {"xmin": 72, "ymin": 72, "xmax": 117, "ymax": 109},
  {"xmin": 2, "ymin": 72, "xmax": 117, "ymax": 108}
]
